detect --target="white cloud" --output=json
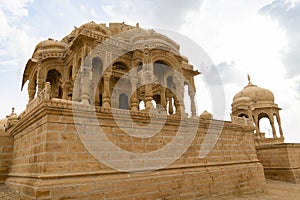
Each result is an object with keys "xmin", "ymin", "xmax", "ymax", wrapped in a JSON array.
[
  {"xmin": 0, "ymin": 6, "xmax": 36, "ymax": 73},
  {"xmin": 260, "ymin": 0, "xmax": 300, "ymax": 77},
  {"xmin": 102, "ymin": 0, "xmax": 203, "ymax": 29},
  {"xmin": 0, "ymin": 0, "xmax": 32, "ymax": 17}
]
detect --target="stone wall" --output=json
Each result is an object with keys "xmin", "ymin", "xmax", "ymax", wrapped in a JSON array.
[
  {"xmin": 0, "ymin": 134, "xmax": 13, "ymax": 183},
  {"xmin": 5, "ymin": 99, "xmax": 266, "ymax": 199},
  {"xmin": 256, "ymin": 143, "xmax": 300, "ymax": 183}
]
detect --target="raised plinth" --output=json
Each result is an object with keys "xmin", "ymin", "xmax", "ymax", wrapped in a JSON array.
[
  {"xmin": 256, "ymin": 143, "xmax": 300, "ymax": 183},
  {"xmin": 4, "ymin": 99, "xmax": 266, "ymax": 199}
]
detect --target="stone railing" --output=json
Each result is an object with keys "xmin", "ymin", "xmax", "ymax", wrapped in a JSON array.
[
  {"xmin": 231, "ymin": 115, "xmax": 254, "ymax": 126},
  {"xmin": 23, "ymin": 81, "xmax": 199, "ymax": 122},
  {"xmin": 26, "ymin": 82, "xmax": 51, "ymax": 114}
]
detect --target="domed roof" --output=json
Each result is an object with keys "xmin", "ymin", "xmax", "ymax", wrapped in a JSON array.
[
  {"xmin": 233, "ymin": 75, "xmax": 274, "ymax": 103},
  {"xmin": 79, "ymin": 21, "xmax": 110, "ymax": 35},
  {"xmin": 32, "ymin": 39, "xmax": 67, "ymax": 60},
  {"xmin": 35, "ymin": 39, "xmax": 66, "ymax": 51},
  {"xmin": 233, "ymin": 96, "xmax": 253, "ymax": 105}
]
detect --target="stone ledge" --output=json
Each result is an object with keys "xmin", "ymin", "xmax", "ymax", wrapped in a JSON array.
[
  {"xmin": 7, "ymin": 160, "xmax": 262, "ymax": 179},
  {"xmin": 10, "ymin": 99, "xmax": 254, "ymax": 136},
  {"xmin": 6, "ymin": 162, "xmax": 265, "ymax": 199},
  {"xmin": 256, "ymin": 143, "xmax": 300, "ymax": 150}
]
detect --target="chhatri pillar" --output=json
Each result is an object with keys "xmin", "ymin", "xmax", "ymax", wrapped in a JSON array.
[
  {"xmin": 143, "ymin": 49, "xmax": 154, "ymax": 110},
  {"xmin": 102, "ymin": 72, "xmax": 111, "ymax": 109},
  {"xmin": 80, "ymin": 66, "xmax": 91, "ymax": 105},
  {"xmin": 130, "ymin": 72, "xmax": 139, "ymax": 111},
  {"xmin": 188, "ymin": 85, "xmax": 196, "ymax": 117}
]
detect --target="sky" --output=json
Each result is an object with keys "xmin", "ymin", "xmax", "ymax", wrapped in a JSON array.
[{"xmin": 0, "ymin": 0, "xmax": 299, "ymax": 142}]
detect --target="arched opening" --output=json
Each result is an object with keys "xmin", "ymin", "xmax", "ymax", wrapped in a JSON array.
[
  {"xmin": 99, "ymin": 94, "xmax": 103, "ymax": 107},
  {"xmin": 259, "ymin": 118, "xmax": 272, "ymax": 138},
  {"xmin": 166, "ymin": 97, "xmax": 176, "ymax": 115},
  {"xmin": 92, "ymin": 57, "xmax": 103, "ymax": 74},
  {"xmin": 238, "ymin": 113, "xmax": 249, "ymax": 118},
  {"xmin": 92, "ymin": 57, "xmax": 103, "ymax": 84},
  {"xmin": 154, "ymin": 61, "xmax": 169, "ymax": 84},
  {"xmin": 91, "ymin": 57, "xmax": 103, "ymax": 105},
  {"xmin": 113, "ymin": 62, "xmax": 128, "ymax": 72},
  {"xmin": 258, "ymin": 113, "xmax": 272, "ymax": 138},
  {"xmin": 68, "ymin": 66, "xmax": 73, "ymax": 95},
  {"xmin": 139, "ymin": 100, "xmax": 145, "ymax": 110},
  {"xmin": 151, "ymin": 100, "xmax": 157, "ymax": 109},
  {"xmin": 46, "ymin": 69, "xmax": 62, "ymax": 99},
  {"xmin": 119, "ymin": 93, "xmax": 129, "ymax": 109},
  {"xmin": 153, "ymin": 94, "xmax": 161, "ymax": 105}
]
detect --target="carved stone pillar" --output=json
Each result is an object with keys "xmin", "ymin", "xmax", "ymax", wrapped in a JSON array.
[
  {"xmin": 102, "ymin": 72, "xmax": 111, "ymax": 108},
  {"xmin": 80, "ymin": 66, "xmax": 91, "ymax": 105},
  {"xmin": 73, "ymin": 54, "xmax": 79, "ymax": 81},
  {"xmin": 62, "ymin": 81, "xmax": 70, "ymax": 100},
  {"xmin": 37, "ymin": 78, "xmax": 44, "ymax": 94},
  {"xmin": 269, "ymin": 115, "xmax": 277, "ymax": 138},
  {"xmin": 167, "ymin": 94, "xmax": 174, "ymax": 115},
  {"xmin": 253, "ymin": 115, "xmax": 261, "ymax": 138},
  {"xmin": 276, "ymin": 113, "xmax": 284, "ymax": 138},
  {"xmin": 36, "ymin": 66, "xmax": 45, "ymax": 94},
  {"xmin": 142, "ymin": 49, "xmax": 154, "ymax": 110},
  {"xmin": 144, "ymin": 63, "xmax": 154, "ymax": 110},
  {"xmin": 160, "ymin": 87, "xmax": 167, "ymax": 109},
  {"xmin": 130, "ymin": 76, "xmax": 139, "ymax": 111},
  {"xmin": 174, "ymin": 74, "xmax": 184, "ymax": 115},
  {"xmin": 73, "ymin": 73, "xmax": 81, "ymax": 102},
  {"xmin": 90, "ymin": 74, "xmax": 100, "ymax": 105},
  {"xmin": 188, "ymin": 86, "xmax": 196, "ymax": 117},
  {"xmin": 28, "ymin": 83, "xmax": 36, "ymax": 102},
  {"xmin": 94, "ymin": 85, "xmax": 100, "ymax": 105},
  {"xmin": 145, "ymin": 85, "xmax": 153, "ymax": 109},
  {"xmin": 174, "ymin": 98, "xmax": 181, "ymax": 114}
]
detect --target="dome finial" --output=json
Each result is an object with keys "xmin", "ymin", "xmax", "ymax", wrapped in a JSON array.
[{"xmin": 247, "ymin": 73, "xmax": 253, "ymax": 87}]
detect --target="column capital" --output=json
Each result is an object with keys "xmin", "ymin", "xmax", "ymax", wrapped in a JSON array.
[{"xmin": 104, "ymin": 72, "xmax": 111, "ymax": 80}]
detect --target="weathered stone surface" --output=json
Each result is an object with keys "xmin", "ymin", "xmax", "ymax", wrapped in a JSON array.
[
  {"xmin": 0, "ymin": 21, "xmax": 273, "ymax": 199},
  {"xmin": 256, "ymin": 143, "xmax": 300, "ymax": 183},
  {"xmin": 2, "ymin": 101, "xmax": 265, "ymax": 199}
]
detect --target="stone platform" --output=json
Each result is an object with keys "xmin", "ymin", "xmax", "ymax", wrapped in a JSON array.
[
  {"xmin": 256, "ymin": 143, "xmax": 300, "ymax": 184},
  {"xmin": 2, "ymin": 99, "xmax": 265, "ymax": 199}
]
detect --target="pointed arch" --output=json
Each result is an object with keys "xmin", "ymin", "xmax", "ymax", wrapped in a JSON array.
[
  {"xmin": 119, "ymin": 93, "xmax": 129, "ymax": 109},
  {"xmin": 46, "ymin": 69, "xmax": 62, "ymax": 99},
  {"xmin": 151, "ymin": 49, "xmax": 181, "ymax": 72}
]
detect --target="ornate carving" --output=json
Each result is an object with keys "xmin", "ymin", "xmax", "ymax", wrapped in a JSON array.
[
  {"xmin": 231, "ymin": 116, "xmax": 254, "ymax": 126},
  {"xmin": 22, "ymin": 21, "xmax": 200, "ymax": 117}
]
